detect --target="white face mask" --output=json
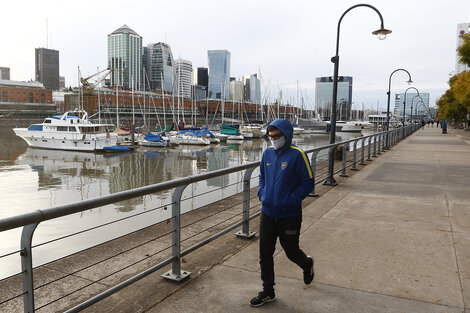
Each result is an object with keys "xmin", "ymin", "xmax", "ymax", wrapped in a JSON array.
[{"xmin": 270, "ymin": 136, "xmax": 286, "ymax": 150}]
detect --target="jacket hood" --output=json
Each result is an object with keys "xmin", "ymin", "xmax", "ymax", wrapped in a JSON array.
[{"xmin": 267, "ymin": 119, "xmax": 293, "ymax": 141}]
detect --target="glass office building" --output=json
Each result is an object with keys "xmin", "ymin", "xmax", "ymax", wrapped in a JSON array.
[
  {"xmin": 315, "ymin": 76, "xmax": 353, "ymax": 120},
  {"xmin": 35, "ymin": 48, "xmax": 60, "ymax": 90},
  {"xmin": 144, "ymin": 42, "xmax": 175, "ymax": 92},
  {"xmin": 108, "ymin": 25, "xmax": 142, "ymax": 90},
  {"xmin": 394, "ymin": 92, "xmax": 430, "ymax": 120},
  {"xmin": 208, "ymin": 50, "xmax": 230, "ymax": 99}
]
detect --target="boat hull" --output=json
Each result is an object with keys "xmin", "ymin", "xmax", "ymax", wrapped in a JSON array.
[{"xmin": 13, "ymin": 128, "xmax": 118, "ymax": 151}]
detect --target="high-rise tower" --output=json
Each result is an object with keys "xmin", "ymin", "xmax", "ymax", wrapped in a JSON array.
[
  {"xmin": 107, "ymin": 25, "xmax": 142, "ymax": 90},
  {"xmin": 208, "ymin": 50, "xmax": 230, "ymax": 99},
  {"xmin": 144, "ymin": 42, "xmax": 175, "ymax": 92},
  {"xmin": 175, "ymin": 59, "xmax": 193, "ymax": 99},
  {"xmin": 35, "ymin": 48, "xmax": 59, "ymax": 90}
]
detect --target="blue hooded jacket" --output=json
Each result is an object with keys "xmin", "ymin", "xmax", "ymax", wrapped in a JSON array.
[{"xmin": 258, "ymin": 119, "xmax": 315, "ymax": 219}]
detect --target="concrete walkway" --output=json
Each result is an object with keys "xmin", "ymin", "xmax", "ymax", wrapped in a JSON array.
[{"xmin": 148, "ymin": 126, "xmax": 470, "ymax": 313}]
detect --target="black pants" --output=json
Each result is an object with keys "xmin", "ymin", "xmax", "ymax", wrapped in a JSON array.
[{"xmin": 259, "ymin": 212, "xmax": 308, "ymax": 292}]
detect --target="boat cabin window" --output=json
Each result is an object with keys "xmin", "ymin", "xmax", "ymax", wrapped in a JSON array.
[
  {"xmin": 57, "ymin": 126, "xmax": 68, "ymax": 131},
  {"xmin": 69, "ymin": 127, "xmax": 76, "ymax": 132},
  {"xmin": 44, "ymin": 119, "xmax": 51, "ymax": 123}
]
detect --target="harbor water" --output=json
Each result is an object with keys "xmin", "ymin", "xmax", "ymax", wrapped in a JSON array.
[{"xmin": 0, "ymin": 126, "xmax": 363, "ymax": 279}]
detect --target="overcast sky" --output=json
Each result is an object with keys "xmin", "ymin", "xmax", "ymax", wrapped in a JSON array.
[{"xmin": 1, "ymin": 0, "xmax": 468, "ymax": 111}]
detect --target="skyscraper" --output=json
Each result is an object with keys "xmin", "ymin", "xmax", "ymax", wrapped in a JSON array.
[
  {"xmin": 0, "ymin": 67, "xmax": 10, "ymax": 80},
  {"xmin": 175, "ymin": 59, "xmax": 193, "ymax": 99},
  {"xmin": 315, "ymin": 76, "xmax": 353, "ymax": 120},
  {"xmin": 35, "ymin": 48, "xmax": 59, "ymax": 90},
  {"xmin": 144, "ymin": 42, "xmax": 175, "ymax": 92},
  {"xmin": 208, "ymin": 50, "xmax": 230, "ymax": 99},
  {"xmin": 107, "ymin": 25, "xmax": 142, "ymax": 90},
  {"xmin": 456, "ymin": 23, "xmax": 470, "ymax": 74},
  {"xmin": 243, "ymin": 74, "xmax": 261, "ymax": 104}
]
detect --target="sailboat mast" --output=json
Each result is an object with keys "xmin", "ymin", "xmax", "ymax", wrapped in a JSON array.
[{"xmin": 161, "ymin": 73, "xmax": 166, "ymax": 129}]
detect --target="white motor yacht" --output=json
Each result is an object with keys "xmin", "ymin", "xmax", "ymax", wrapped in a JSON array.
[{"xmin": 13, "ymin": 110, "xmax": 117, "ymax": 151}]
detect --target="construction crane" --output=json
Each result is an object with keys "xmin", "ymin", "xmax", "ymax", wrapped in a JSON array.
[{"xmin": 80, "ymin": 68, "xmax": 112, "ymax": 94}]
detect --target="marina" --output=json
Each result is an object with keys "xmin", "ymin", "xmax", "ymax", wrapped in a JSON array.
[{"xmin": 0, "ymin": 125, "xmax": 364, "ymax": 279}]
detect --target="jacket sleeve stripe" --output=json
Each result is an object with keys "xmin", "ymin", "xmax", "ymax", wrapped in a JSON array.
[{"xmin": 290, "ymin": 146, "xmax": 313, "ymax": 179}]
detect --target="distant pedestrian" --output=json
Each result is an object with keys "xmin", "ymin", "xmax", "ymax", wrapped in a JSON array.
[
  {"xmin": 436, "ymin": 120, "xmax": 440, "ymax": 128},
  {"xmin": 427, "ymin": 120, "xmax": 431, "ymax": 127},
  {"xmin": 421, "ymin": 119, "xmax": 426, "ymax": 130},
  {"xmin": 250, "ymin": 118, "xmax": 315, "ymax": 307},
  {"xmin": 442, "ymin": 120, "xmax": 447, "ymax": 134},
  {"xmin": 431, "ymin": 120, "xmax": 434, "ymax": 127}
]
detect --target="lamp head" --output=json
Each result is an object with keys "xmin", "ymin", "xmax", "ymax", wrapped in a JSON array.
[
  {"xmin": 407, "ymin": 79, "xmax": 413, "ymax": 85},
  {"xmin": 372, "ymin": 28, "xmax": 392, "ymax": 40}
]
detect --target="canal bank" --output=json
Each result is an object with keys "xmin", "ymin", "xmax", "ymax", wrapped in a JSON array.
[{"xmin": 120, "ymin": 126, "xmax": 469, "ymax": 313}]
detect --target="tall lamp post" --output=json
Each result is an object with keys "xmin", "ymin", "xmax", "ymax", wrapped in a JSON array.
[
  {"xmin": 410, "ymin": 95, "xmax": 423, "ymax": 124},
  {"xmin": 415, "ymin": 100, "xmax": 424, "ymax": 121},
  {"xmin": 402, "ymin": 87, "xmax": 419, "ymax": 126},
  {"xmin": 386, "ymin": 69, "xmax": 413, "ymax": 131},
  {"xmin": 324, "ymin": 3, "xmax": 391, "ymax": 186}
]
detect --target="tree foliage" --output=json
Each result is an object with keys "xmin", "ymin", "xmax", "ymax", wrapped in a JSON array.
[
  {"xmin": 458, "ymin": 33, "xmax": 470, "ymax": 67},
  {"xmin": 437, "ymin": 34, "xmax": 470, "ymax": 120}
]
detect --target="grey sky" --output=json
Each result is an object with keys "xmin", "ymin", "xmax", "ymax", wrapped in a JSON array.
[{"xmin": 1, "ymin": 0, "xmax": 468, "ymax": 111}]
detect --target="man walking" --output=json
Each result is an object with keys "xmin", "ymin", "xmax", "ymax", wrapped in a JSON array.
[{"xmin": 250, "ymin": 118, "xmax": 315, "ymax": 307}]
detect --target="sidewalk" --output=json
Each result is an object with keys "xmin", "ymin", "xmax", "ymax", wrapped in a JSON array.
[{"xmin": 149, "ymin": 126, "xmax": 470, "ymax": 313}]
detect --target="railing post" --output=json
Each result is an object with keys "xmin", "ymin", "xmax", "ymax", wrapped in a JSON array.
[
  {"xmin": 381, "ymin": 133, "xmax": 386, "ymax": 152},
  {"xmin": 21, "ymin": 223, "xmax": 39, "ymax": 313},
  {"xmin": 359, "ymin": 138, "xmax": 366, "ymax": 165},
  {"xmin": 309, "ymin": 151, "xmax": 319, "ymax": 197},
  {"xmin": 373, "ymin": 134, "xmax": 377, "ymax": 157},
  {"xmin": 235, "ymin": 168, "xmax": 256, "ymax": 239},
  {"xmin": 351, "ymin": 139, "xmax": 359, "ymax": 170},
  {"xmin": 376, "ymin": 134, "xmax": 382, "ymax": 155},
  {"xmin": 323, "ymin": 147, "xmax": 337, "ymax": 186},
  {"xmin": 161, "ymin": 185, "xmax": 191, "ymax": 282},
  {"xmin": 367, "ymin": 136, "xmax": 372, "ymax": 161},
  {"xmin": 340, "ymin": 143, "xmax": 348, "ymax": 177}
]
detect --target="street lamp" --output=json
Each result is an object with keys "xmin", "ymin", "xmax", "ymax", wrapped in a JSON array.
[
  {"xmin": 402, "ymin": 87, "xmax": 419, "ymax": 126},
  {"xmin": 325, "ymin": 3, "xmax": 392, "ymax": 186},
  {"xmin": 415, "ymin": 100, "xmax": 424, "ymax": 121},
  {"xmin": 410, "ymin": 95, "xmax": 423, "ymax": 124},
  {"xmin": 386, "ymin": 69, "xmax": 413, "ymax": 131}
]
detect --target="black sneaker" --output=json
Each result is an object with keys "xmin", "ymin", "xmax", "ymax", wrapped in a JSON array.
[
  {"xmin": 304, "ymin": 256, "xmax": 314, "ymax": 285},
  {"xmin": 249, "ymin": 290, "xmax": 276, "ymax": 307}
]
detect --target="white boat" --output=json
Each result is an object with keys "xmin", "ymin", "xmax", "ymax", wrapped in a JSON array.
[
  {"xmin": 293, "ymin": 126, "xmax": 305, "ymax": 135},
  {"xmin": 139, "ymin": 132, "xmax": 169, "ymax": 147},
  {"xmin": 13, "ymin": 110, "xmax": 117, "ymax": 151},
  {"xmin": 214, "ymin": 132, "xmax": 229, "ymax": 141},
  {"xmin": 227, "ymin": 134, "xmax": 244, "ymax": 141},
  {"xmin": 336, "ymin": 121, "xmax": 362, "ymax": 133},
  {"xmin": 178, "ymin": 132, "xmax": 210, "ymax": 145},
  {"xmin": 240, "ymin": 124, "xmax": 264, "ymax": 138}
]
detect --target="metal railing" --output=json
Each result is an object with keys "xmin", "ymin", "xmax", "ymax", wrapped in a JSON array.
[{"xmin": 0, "ymin": 124, "xmax": 419, "ymax": 312}]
